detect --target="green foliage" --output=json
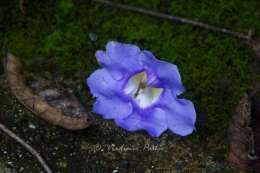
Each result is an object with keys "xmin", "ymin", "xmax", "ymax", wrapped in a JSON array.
[
  {"xmin": 59, "ymin": 0, "xmax": 74, "ymax": 14},
  {"xmin": 1, "ymin": 0, "xmax": 260, "ymax": 138}
]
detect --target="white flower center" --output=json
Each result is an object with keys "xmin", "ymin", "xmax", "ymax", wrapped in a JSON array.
[{"xmin": 124, "ymin": 71, "xmax": 163, "ymax": 108}]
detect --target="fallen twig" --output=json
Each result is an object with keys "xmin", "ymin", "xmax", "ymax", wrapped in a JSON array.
[
  {"xmin": 93, "ymin": 0, "xmax": 256, "ymax": 41},
  {"xmin": 19, "ymin": 0, "xmax": 25, "ymax": 14},
  {"xmin": 0, "ymin": 122, "xmax": 53, "ymax": 173}
]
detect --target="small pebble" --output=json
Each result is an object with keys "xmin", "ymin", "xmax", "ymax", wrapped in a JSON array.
[
  {"xmin": 89, "ymin": 32, "xmax": 98, "ymax": 42},
  {"xmin": 19, "ymin": 167, "xmax": 24, "ymax": 172},
  {"xmin": 28, "ymin": 124, "xmax": 36, "ymax": 129}
]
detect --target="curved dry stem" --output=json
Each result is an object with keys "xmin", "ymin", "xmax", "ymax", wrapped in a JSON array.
[{"xmin": 0, "ymin": 122, "xmax": 53, "ymax": 173}]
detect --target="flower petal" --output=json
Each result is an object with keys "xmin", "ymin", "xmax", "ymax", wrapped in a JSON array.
[
  {"xmin": 96, "ymin": 41, "xmax": 143, "ymax": 80},
  {"xmin": 115, "ymin": 108, "xmax": 167, "ymax": 137},
  {"xmin": 134, "ymin": 87, "xmax": 163, "ymax": 108},
  {"xmin": 88, "ymin": 41, "xmax": 196, "ymax": 137},
  {"xmin": 140, "ymin": 50, "xmax": 185, "ymax": 96},
  {"xmin": 123, "ymin": 71, "xmax": 147, "ymax": 96},
  {"xmin": 86, "ymin": 68, "xmax": 122, "ymax": 98},
  {"xmin": 93, "ymin": 96, "xmax": 133, "ymax": 119},
  {"xmin": 161, "ymin": 90, "xmax": 196, "ymax": 136}
]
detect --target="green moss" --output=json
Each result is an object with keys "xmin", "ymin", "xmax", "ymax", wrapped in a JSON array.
[
  {"xmin": 1, "ymin": 0, "xmax": 260, "ymax": 138},
  {"xmin": 59, "ymin": 0, "xmax": 74, "ymax": 14}
]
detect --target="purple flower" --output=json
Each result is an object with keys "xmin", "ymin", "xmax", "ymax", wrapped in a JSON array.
[{"xmin": 87, "ymin": 41, "xmax": 196, "ymax": 137}]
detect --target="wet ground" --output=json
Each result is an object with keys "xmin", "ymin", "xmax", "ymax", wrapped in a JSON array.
[{"xmin": 0, "ymin": 75, "xmax": 242, "ymax": 173}]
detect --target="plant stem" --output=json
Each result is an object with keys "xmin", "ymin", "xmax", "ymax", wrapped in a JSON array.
[
  {"xmin": 93, "ymin": 0, "xmax": 253, "ymax": 41},
  {"xmin": 0, "ymin": 122, "xmax": 53, "ymax": 173}
]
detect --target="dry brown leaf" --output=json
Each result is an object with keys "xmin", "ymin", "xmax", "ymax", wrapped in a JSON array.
[{"xmin": 4, "ymin": 53, "xmax": 94, "ymax": 130}]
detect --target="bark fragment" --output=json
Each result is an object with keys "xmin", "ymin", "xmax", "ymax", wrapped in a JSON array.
[{"xmin": 227, "ymin": 89, "xmax": 260, "ymax": 171}]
